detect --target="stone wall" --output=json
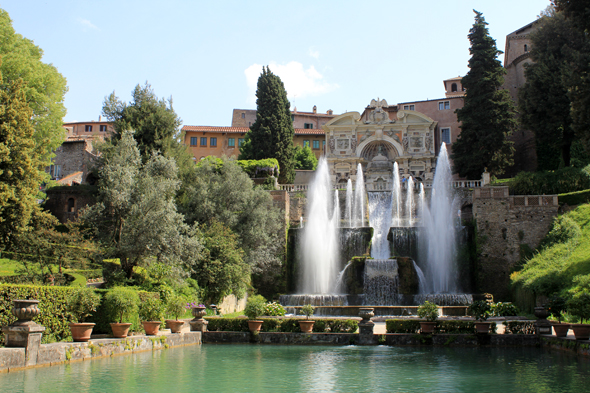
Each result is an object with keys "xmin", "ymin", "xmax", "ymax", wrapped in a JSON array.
[
  {"xmin": 43, "ymin": 185, "xmax": 97, "ymax": 223},
  {"xmin": 473, "ymin": 187, "xmax": 558, "ymax": 301}
]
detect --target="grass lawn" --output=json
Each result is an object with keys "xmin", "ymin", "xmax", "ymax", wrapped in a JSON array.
[{"xmin": 0, "ymin": 258, "xmax": 21, "ymax": 276}]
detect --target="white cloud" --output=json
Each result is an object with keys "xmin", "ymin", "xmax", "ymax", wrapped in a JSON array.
[
  {"xmin": 77, "ymin": 18, "xmax": 99, "ymax": 31},
  {"xmin": 308, "ymin": 47, "xmax": 320, "ymax": 59},
  {"xmin": 244, "ymin": 61, "xmax": 338, "ymax": 105}
]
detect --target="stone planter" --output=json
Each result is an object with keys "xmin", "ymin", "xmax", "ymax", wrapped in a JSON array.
[
  {"xmin": 110, "ymin": 322, "xmax": 132, "ymax": 338},
  {"xmin": 299, "ymin": 320, "xmax": 315, "ymax": 333},
  {"xmin": 11, "ymin": 299, "xmax": 41, "ymax": 325},
  {"xmin": 359, "ymin": 308, "xmax": 375, "ymax": 321},
  {"xmin": 142, "ymin": 321, "xmax": 161, "ymax": 336},
  {"xmin": 419, "ymin": 321, "xmax": 436, "ymax": 334},
  {"xmin": 552, "ymin": 323, "xmax": 571, "ymax": 338},
  {"xmin": 248, "ymin": 320, "xmax": 263, "ymax": 333},
  {"xmin": 572, "ymin": 324, "xmax": 590, "ymax": 341},
  {"xmin": 69, "ymin": 322, "xmax": 95, "ymax": 342},
  {"xmin": 165, "ymin": 320, "xmax": 185, "ymax": 333},
  {"xmin": 474, "ymin": 322, "xmax": 491, "ymax": 334},
  {"xmin": 192, "ymin": 306, "xmax": 207, "ymax": 319},
  {"xmin": 534, "ymin": 307, "xmax": 550, "ymax": 320}
]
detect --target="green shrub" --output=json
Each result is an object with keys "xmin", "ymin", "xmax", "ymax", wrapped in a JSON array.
[
  {"xmin": 244, "ymin": 295, "xmax": 266, "ymax": 320},
  {"xmin": 204, "ymin": 317, "xmax": 358, "ymax": 333},
  {"xmin": 503, "ymin": 321, "xmax": 536, "ymax": 334},
  {"xmin": 510, "ymin": 167, "xmax": 590, "ymax": 195},
  {"xmin": 385, "ymin": 319, "xmax": 421, "ymax": 334},
  {"xmin": 559, "ymin": 189, "xmax": 590, "ymax": 206},
  {"xmin": 300, "ymin": 304, "xmax": 315, "ymax": 320},
  {"xmin": 491, "ymin": 302, "xmax": 520, "ymax": 317},
  {"xmin": 468, "ymin": 301, "xmax": 492, "ymax": 321},
  {"xmin": 547, "ymin": 295, "xmax": 567, "ymax": 323},
  {"xmin": 263, "ymin": 302, "xmax": 286, "ymax": 317},
  {"xmin": 385, "ymin": 319, "xmax": 497, "ymax": 334},
  {"xmin": 103, "ymin": 287, "xmax": 139, "ymax": 324},
  {"xmin": 567, "ymin": 275, "xmax": 590, "ymax": 323},
  {"xmin": 68, "ymin": 289, "xmax": 101, "ymax": 323},
  {"xmin": 539, "ymin": 215, "xmax": 581, "ymax": 249},
  {"xmin": 417, "ymin": 301, "xmax": 439, "ymax": 322},
  {"xmin": 236, "ymin": 159, "xmax": 280, "ymax": 178},
  {"xmin": 165, "ymin": 295, "xmax": 186, "ymax": 321},
  {"xmin": 139, "ymin": 296, "xmax": 164, "ymax": 322},
  {"xmin": 435, "ymin": 321, "xmax": 475, "ymax": 334}
]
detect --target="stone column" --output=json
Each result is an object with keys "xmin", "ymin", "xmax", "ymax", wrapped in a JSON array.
[
  {"xmin": 2, "ymin": 299, "xmax": 46, "ymax": 367},
  {"xmin": 534, "ymin": 307, "xmax": 552, "ymax": 336},
  {"xmin": 358, "ymin": 307, "xmax": 375, "ymax": 345}
]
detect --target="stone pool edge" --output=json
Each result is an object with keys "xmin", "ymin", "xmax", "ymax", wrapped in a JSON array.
[{"xmin": 0, "ymin": 331, "xmax": 201, "ymax": 373}]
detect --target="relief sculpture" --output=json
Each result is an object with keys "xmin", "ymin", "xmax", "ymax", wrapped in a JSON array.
[{"xmin": 329, "ymin": 137, "xmax": 335, "ymax": 153}]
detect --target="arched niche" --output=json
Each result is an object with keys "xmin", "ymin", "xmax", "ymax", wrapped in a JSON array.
[
  {"xmin": 356, "ymin": 136, "xmax": 402, "ymax": 159},
  {"xmin": 360, "ymin": 140, "xmax": 399, "ymax": 161}
]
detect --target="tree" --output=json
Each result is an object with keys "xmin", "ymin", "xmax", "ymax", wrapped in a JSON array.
[
  {"xmin": 451, "ymin": 10, "xmax": 517, "ymax": 179},
  {"xmin": 0, "ymin": 72, "xmax": 46, "ymax": 246},
  {"xmin": 0, "ymin": 9, "xmax": 68, "ymax": 165},
  {"xmin": 241, "ymin": 67, "xmax": 295, "ymax": 184},
  {"xmin": 518, "ymin": 10, "xmax": 585, "ymax": 169},
  {"xmin": 293, "ymin": 145, "xmax": 318, "ymax": 170},
  {"xmin": 82, "ymin": 131, "xmax": 202, "ymax": 279}
]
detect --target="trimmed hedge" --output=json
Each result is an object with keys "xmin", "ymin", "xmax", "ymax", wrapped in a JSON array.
[
  {"xmin": 558, "ymin": 189, "xmax": 590, "ymax": 206},
  {"xmin": 205, "ymin": 317, "xmax": 358, "ymax": 333},
  {"xmin": 236, "ymin": 159, "xmax": 280, "ymax": 178},
  {"xmin": 385, "ymin": 319, "xmax": 497, "ymax": 334},
  {"xmin": 502, "ymin": 321, "xmax": 536, "ymax": 334},
  {"xmin": 510, "ymin": 167, "xmax": 590, "ymax": 195}
]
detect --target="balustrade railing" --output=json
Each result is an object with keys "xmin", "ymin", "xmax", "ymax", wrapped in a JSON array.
[{"xmin": 279, "ymin": 179, "xmax": 484, "ymax": 192}]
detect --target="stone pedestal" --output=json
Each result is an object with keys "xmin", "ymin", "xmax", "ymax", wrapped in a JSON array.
[
  {"xmin": 190, "ymin": 319, "xmax": 208, "ymax": 332},
  {"xmin": 2, "ymin": 299, "xmax": 46, "ymax": 367},
  {"xmin": 534, "ymin": 307, "xmax": 552, "ymax": 335},
  {"xmin": 358, "ymin": 307, "xmax": 375, "ymax": 345}
]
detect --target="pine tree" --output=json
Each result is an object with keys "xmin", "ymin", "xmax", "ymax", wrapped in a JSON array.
[
  {"xmin": 244, "ymin": 66, "xmax": 295, "ymax": 184},
  {"xmin": 452, "ymin": 11, "xmax": 517, "ymax": 179},
  {"xmin": 0, "ymin": 72, "xmax": 46, "ymax": 246}
]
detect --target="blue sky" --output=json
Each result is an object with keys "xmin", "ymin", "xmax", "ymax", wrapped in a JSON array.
[{"xmin": 3, "ymin": 0, "xmax": 550, "ymax": 127}]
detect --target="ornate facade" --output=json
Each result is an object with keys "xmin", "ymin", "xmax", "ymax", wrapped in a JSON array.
[{"xmin": 323, "ymin": 99, "xmax": 438, "ymax": 190}]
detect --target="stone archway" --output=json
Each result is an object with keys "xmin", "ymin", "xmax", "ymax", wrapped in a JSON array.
[{"xmin": 360, "ymin": 140, "xmax": 399, "ymax": 162}]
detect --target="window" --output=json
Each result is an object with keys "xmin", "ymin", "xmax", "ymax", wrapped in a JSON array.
[
  {"xmin": 441, "ymin": 128, "xmax": 451, "ymax": 144},
  {"xmin": 451, "ymin": 83, "xmax": 458, "ymax": 92},
  {"xmin": 85, "ymin": 125, "xmax": 93, "ymax": 132},
  {"xmin": 190, "ymin": 137, "xmax": 198, "ymax": 146},
  {"xmin": 200, "ymin": 137, "xmax": 207, "ymax": 146},
  {"xmin": 303, "ymin": 140, "xmax": 310, "ymax": 147},
  {"xmin": 403, "ymin": 105, "xmax": 415, "ymax": 110},
  {"xmin": 313, "ymin": 140, "xmax": 320, "ymax": 149},
  {"xmin": 210, "ymin": 137, "xmax": 217, "ymax": 147},
  {"xmin": 524, "ymin": 44, "xmax": 528, "ymax": 53},
  {"xmin": 241, "ymin": 113, "xmax": 245, "ymax": 119},
  {"xmin": 238, "ymin": 138, "xmax": 244, "ymax": 147},
  {"xmin": 439, "ymin": 101, "xmax": 450, "ymax": 110},
  {"xmin": 304, "ymin": 123, "xmax": 314, "ymax": 129},
  {"xmin": 67, "ymin": 198, "xmax": 75, "ymax": 213},
  {"xmin": 50, "ymin": 165, "xmax": 61, "ymax": 179},
  {"xmin": 99, "ymin": 125, "xmax": 108, "ymax": 132},
  {"xmin": 228, "ymin": 138, "xmax": 235, "ymax": 147}
]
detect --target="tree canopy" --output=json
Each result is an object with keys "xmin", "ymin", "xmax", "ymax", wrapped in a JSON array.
[
  {"xmin": 0, "ymin": 9, "xmax": 68, "ymax": 165},
  {"xmin": 451, "ymin": 10, "xmax": 516, "ymax": 179},
  {"xmin": 294, "ymin": 145, "xmax": 318, "ymax": 170},
  {"xmin": 239, "ymin": 67, "xmax": 295, "ymax": 183}
]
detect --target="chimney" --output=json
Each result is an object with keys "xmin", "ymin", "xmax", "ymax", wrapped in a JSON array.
[
  {"xmin": 313, "ymin": 105, "xmax": 317, "ymax": 114},
  {"xmin": 99, "ymin": 115, "xmax": 102, "ymax": 122},
  {"xmin": 327, "ymin": 109, "xmax": 333, "ymax": 115}
]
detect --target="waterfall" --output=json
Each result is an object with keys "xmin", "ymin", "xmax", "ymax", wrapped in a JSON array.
[
  {"xmin": 392, "ymin": 162, "xmax": 402, "ymax": 226},
  {"xmin": 368, "ymin": 192, "xmax": 392, "ymax": 259},
  {"xmin": 300, "ymin": 217, "xmax": 304, "ymax": 229},
  {"xmin": 298, "ymin": 158, "xmax": 340, "ymax": 294},
  {"xmin": 345, "ymin": 179, "xmax": 353, "ymax": 227},
  {"xmin": 364, "ymin": 259, "xmax": 401, "ymax": 305},
  {"xmin": 413, "ymin": 261, "xmax": 427, "ymax": 294},
  {"xmin": 405, "ymin": 176, "xmax": 414, "ymax": 225},
  {"xmin": 353, "ymin": 164, "xmax": 366, "ymax": 228}
]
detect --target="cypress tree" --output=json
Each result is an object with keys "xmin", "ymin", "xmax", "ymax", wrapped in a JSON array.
[
  {"xmin": 452, "ymin": 10, "xmax": 516, "ymax": 179},
  {"xmin": 245, "ymin": 66, "xmax": 295, "ymax": 184}
]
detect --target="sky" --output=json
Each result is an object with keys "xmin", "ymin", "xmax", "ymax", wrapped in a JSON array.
[{"xmin": 2, "ymin": 0, "xmax": 551, "ymax": 127}]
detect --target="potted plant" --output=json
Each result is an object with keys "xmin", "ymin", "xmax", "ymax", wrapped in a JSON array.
[
  {"xmin": 139, "ymin": 296, "xmax": 164, "ymax": 335},
  {"xmin": 244, "ymin": 295, "xmax": 266, "ymax": 333},
  {"xmin": 104, "ymin": 287, "xmax": 139, "ymax": 338},
  {"xmin": 468, "ymin": 300, "xmax": 492, "ymax": 334},
  {"xmin": 547, "ymin": 295, "xmax": 570, "ymax": 338},
  {"xmin": 68, "ymin": 289, "xmax": 101, "ymax": 342},
  {"xmin": 567, "ymin": 292, "xmax": 590, "ymax": 340},
  {"xmin": 299, "ymin": 304, "xmax": 315, "ymax": 333},
  {"xmin": 417, "ymin": 301, "xmax": 438, "ymax": 334},
  {"xmin": 165, "ymin": 295, "xmax": 186, "ymax": 333}
]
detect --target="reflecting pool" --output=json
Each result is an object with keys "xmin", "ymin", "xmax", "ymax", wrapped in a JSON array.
[{"xmin": 2, "ymin": 344, "xmax": 590, "ymax": 392}]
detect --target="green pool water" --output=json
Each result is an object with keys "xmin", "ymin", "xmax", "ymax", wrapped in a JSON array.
[{"xmin": 2, "ymin": 344, "xmax": 589, "ymax": 392}]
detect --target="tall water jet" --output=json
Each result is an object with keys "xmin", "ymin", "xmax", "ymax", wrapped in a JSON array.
[
  {"xmin": 405, "ymin": 176, "xmax": 415, "ymax": 225},
  {"xmin": 353, "ymin": 163, "xmax": 366, "ymax": 228},
  {"xmin": 392, "ymin": 162, "xmax": 402, "ymax": 226},
  {"xmin": 298, "ymin": 158, "xmax": 340, "ymax": 294},
  {"xmin": 424, "ymin": 143, "xmax": 457, "ymax": 293},
  {"xmin": 368, "ymin": 192, "xmax": 393, "ymax": 259},
  {"xmin": 345, "ymin": 179, "xmax": 353, "ymax": 227}
]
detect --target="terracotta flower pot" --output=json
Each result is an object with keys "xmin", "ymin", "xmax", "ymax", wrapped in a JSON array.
[
  {"xmin": 552, "ymin": 323, "xmax": 571, "ymax": 338},
  {"xmin": 419, "ymin": 321, "xmax": 436, "ymax": 334},
  {"xmin": 142, "ymin": 321, "xmax": 161, "ymax": 336},
  {"xmin": 248, "ymin": 320, "xmax": 263, "ymax": 333},
  {"xmin": 70, "ymin": 322, "xmax": 95, "ymax": 342},
  {"xmin": 299, "ymin": 320, "xmax": 315, "ymax": 333},
  {"xmin": 110, "ymin": 322, "xmax": 132, "ymax": 338},
  {"xmin": 572, "ymin": 324, "xmax": 590, "ymax": 340},
  {"xmin": 474, "ymin": 322, "xmax": 491, "ymax": 334},
  {"xmin": 165, "ymin": 320, "xmax": 185, "ymax": 333}
]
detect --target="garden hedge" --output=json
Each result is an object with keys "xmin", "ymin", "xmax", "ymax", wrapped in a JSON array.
[
  {"xmin": 205, "ymin": 317, "xmax": 358, "ymax": 333},
  {"xmin": 558, "ymin": 189, "xmax": 590, "ymax": 206},
  {"xmin": 385, "ymin": 319, "xmax": 498, "ymax": 334},
  {"xmin": 502, "ymin": 321, "xmax": 536, "ymax": 334}
]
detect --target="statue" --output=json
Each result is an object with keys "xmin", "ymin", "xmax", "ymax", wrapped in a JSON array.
[
  {"xmin": 402, "ymin": 134, "xmax": 409, "ymax": 152},
  {"xmin": 329, "ymin": 137, "xmax": 335, "ymax": 153}
]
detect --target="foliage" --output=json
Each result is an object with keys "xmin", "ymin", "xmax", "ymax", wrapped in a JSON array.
[
  {"xmin": 244, "ymin": 295, "xmax": 266, "ymax": 320},
  {"xmin": 236, "ymin": 158, "xmax": 279, "ymax": 178},
  {"xmin": 68, "ymin": 289, "xmax": 101, "ymax": 323},
  {"xmin": 263, "ymin": 301, "xmax": 286, "ymax": 317},
  {"xmin": 103, "ymin": 287, "xmax": 139, "ymax": 324},
  {"xmin": 166, "ymin": 295, "xmax": 186, "ymax": 321},
  {"xmin": 547, "ymin": 295, "xmax": 567, "ymax": 323},
  {"xmin": 180, "ymin": 157, "xmax": 284, "ymax": 296},
  {"xmin": 194, "ymin": 220, "xmax": 250, "ymax": 304},
  {"xmin": 451, "ymin": 10, "xmax": 516, "ymax": 178},
  {"xmin": 0, "ymin": 72, "xmax": 47, "ymax": 247},
  {"xmin": 385, "ymin": 319, "xmax": 497, "ymax": 334},
  {"xmin": 567, "ymin": 274, "xmax": 590, "ymax": 323},
  {"xmin": 139, "ymin": 296, "xmax": 164, "ymax": 322},
  {"xmin": 417, "ymin": 301, "xmax": 439, "ymax": 322},
  {"xmin": 293, "ymin": 145, "xmax": 318, "ymax": 171},
  {"xmin": 502, "ymin": 321, "xmax": 536, "ymax": 334},
  {"xmin": 385, "ymin": 319, "xmax": 421, "ymax": 334},
  {"xmin": 300, "ymin": 304, "xmax": 315, "ymax": 320},
  {"xmin": 0, "ymin": 9, "xmax": 68, "ymax": 165},
  {"xmin": 82, "ymin": 131, "xmax": 202, "ymax": 279},
  {"xmin": 205, "ymin": 317, "xmax": 358, "ymax": 333},
  {"xmin": 239, "ymin": 66, "xmax": 295, "ymax": 184},
  {"xmin": 509, "ymin": 167, "xmax": 590, "ymax": 195},
  {"xmin": 491, "ymin": 302, "xmax": 519, "ymax": 317},
  {"xmin": 518, "ymin": 10, "xmax": 585, "ymax": 169},
  {"xmin": 539, "ymin": 215, "xmax": 581, "ymax": 249},
  {"xmin": 468, "ymin": 300, "xmax": 491, "ymax": 321},
  {"xmin": 559, "ymin": 189, "xmax": 590, "ymax": 206}
]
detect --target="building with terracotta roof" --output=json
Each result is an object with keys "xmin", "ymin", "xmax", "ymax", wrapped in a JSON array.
[{"xmin": 63, "ymin": 116, "xmax": 114, "ymax": 139}]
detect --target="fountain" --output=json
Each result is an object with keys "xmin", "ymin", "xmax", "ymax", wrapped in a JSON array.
[{"xmin": 281, "ymin": 143, "xmax": 472, "ymax": 314}]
